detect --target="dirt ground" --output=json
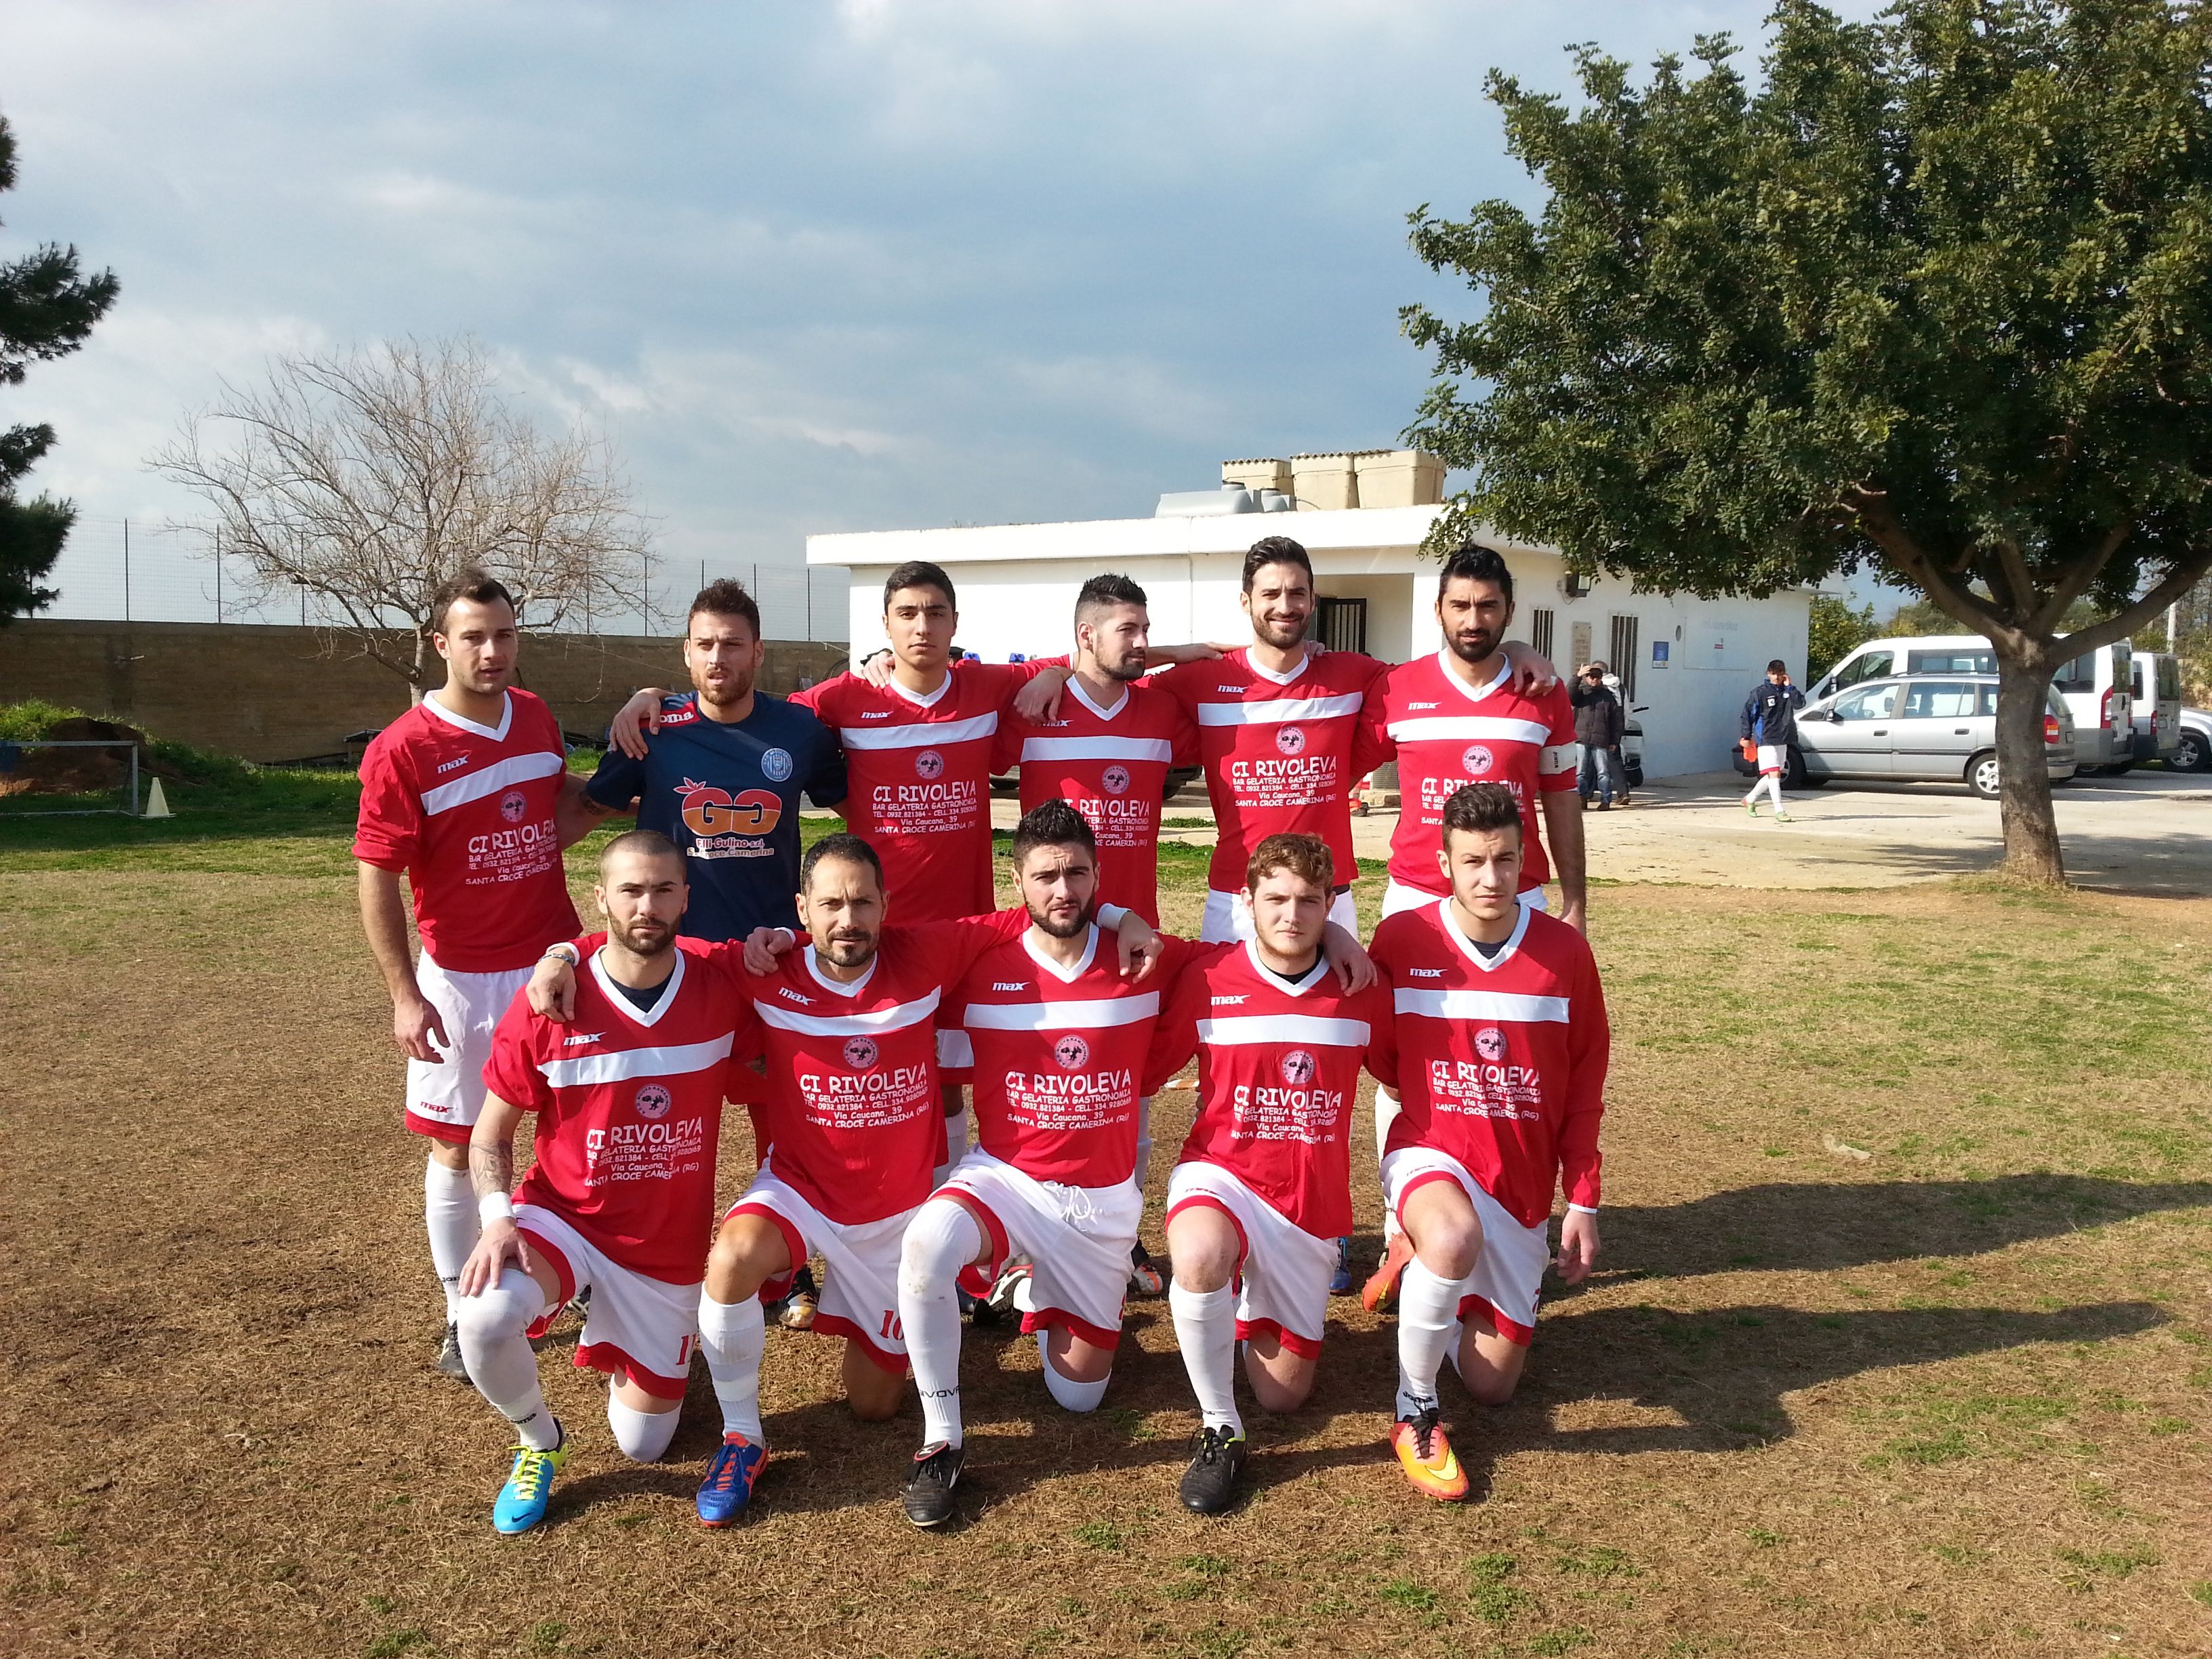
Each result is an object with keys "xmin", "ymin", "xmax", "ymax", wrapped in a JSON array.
[{"xmin": 3, "ymin": 851, "xmax": 2209, "ymax": 1659}]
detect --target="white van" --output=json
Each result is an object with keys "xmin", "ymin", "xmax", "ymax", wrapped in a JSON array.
[
  {"xmin": 1809, "ymin": 634, "xmax": 2133, "ymax": 769},
  {"xmin": 2128, "ymin": 651, "xmax": 2184, "ymax": 767}
]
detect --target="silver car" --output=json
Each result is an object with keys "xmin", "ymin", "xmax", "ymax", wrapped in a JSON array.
[{"xmin": 1793, "ymin": 675, "xmax": 2076, "ymax": 799}]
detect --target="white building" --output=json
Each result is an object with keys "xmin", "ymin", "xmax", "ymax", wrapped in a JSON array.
[{"xmin": 806, "ymin": 451, "xmax": 1809, "ymax": 781}]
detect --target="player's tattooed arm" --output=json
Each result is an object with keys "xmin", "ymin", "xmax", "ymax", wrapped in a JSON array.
[
  {"xmin": 1319, "ymin": 921, "xmax": 1377, "ymax": 994},
  {"xmin": 607, "ymin": 688, "xmax": 672, "ymax": 760},
  {"xmin": 459, "ymin": 1098, "xmax": 533, "ymax": 1296},
  {"xmin": 554, "ymin": 773, "xmax": 624, "ymax": 848}
]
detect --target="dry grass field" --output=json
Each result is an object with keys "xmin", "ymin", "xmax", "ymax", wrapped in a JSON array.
[{"xmin": 2, "ymin": 813, "xmax": 2209, "ymax": 1659}]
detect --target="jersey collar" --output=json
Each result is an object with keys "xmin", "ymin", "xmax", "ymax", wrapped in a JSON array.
[
  {"xmin": 1437, "ymin": 896, "xmax": 1529, "ymax": 974},
  {"xmin": 1025, "ymin": 924, "xmax": 1099, "ymax": 983},
  {"xmin": 1435, "ymin": 651, "xmax": 1512, "ymax": 708},
  {"xmin": 1066, "ymin": 677, "xmax": 1130, "ymax": 722},
  {"xmin": 1242, "ymin": 938, "xmax": 1330, "ymax": 997},
  {"xmin": 590, "ymin": 946, "xmax": 686, "ymax": 1028},
  {"xmin": 889, "ymin": 669, "xmax": 951, "ymax": 710},
  {"xmin": 1243, "ymin": 648, "xmax": 1309, "ymax": 689},
  {"xmin": 803, "ymin": 945, "xmax": 877, "ymax": 1000},
  {"xmin": 424, "ymin": 688, "xmax": 514, "ymax": 741}
]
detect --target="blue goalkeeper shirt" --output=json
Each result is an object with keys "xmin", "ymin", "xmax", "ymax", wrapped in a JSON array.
[{"xmin": 586, "ymin": 691, "xmax": 846, "ymax": 942}]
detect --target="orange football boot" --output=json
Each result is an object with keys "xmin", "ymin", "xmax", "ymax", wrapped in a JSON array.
[{"xmin": 1389, "ymin": 1407, "xmax": 1469, "ymax": 1501}]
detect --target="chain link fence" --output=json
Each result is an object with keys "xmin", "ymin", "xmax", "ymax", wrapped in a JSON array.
[{"xmin": 30, "ymin": 515, "xmax": 848, "ymax": 644}]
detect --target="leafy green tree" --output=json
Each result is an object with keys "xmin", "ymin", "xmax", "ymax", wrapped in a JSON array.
[
  {"xmin": 0, "ymin": 113, "xmax": 119, "ymax": 623},
  {"xmin": 1404, "ymin": 0, "xmax": 2212, "ymax": 883},
  {"xmin": 1807, "ymin": 594, "xmax": 1878, "ymax": 678}
]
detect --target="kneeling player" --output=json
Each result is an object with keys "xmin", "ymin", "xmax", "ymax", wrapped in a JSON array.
[
  {"xmin": 457, "ymin": 832, "xmax": 747, "ymax": 1534},
  {"xmin": 1141, "ymin": 833, "xmax": 1389, "ymax": 1513},
  {"xmin": 1366, "ymin": 783, "xmax": 1607, "ymax": 1501}
]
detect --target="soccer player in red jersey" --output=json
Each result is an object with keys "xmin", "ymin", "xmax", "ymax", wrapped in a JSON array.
[
  {"xmin": 455, "ymin": 832, "xmax": 747, "ymax": 1534},
  {"xmin": 1364, "ymin": 783, "xmax": 1608, "ymax": 1502},
  {"xmin": 1140, "ymin": 833, "xmax": 1391, "ymax": 1514},
  {"xmin": 993, "ymin": 574, "xmax": 1200, "ymax": 930},
  {"xmin": 352, "ymin": 571, "xmax": 596, "ymax": 1380}
]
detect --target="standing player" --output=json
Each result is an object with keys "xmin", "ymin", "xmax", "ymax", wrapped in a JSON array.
[
  {"xmin": 1139, "ymin": 833, "xmax": 1389, "ymax": 1514},
  {"xmin": 1740, "ymin": 659, "xmax": 1805, "ymax": 821},
  {"xmin": 455, "ymin": 832, "xmax": 745, "ymax": 1533},
  {"xmin": 563, "ymin": 580, "xmax": 845, "ymax": 941},
  {"xmin": 353, "ymin": 570, "xmax": 592, "ymax": 1379},
  {"xmin": 994, "ymin": 574, "xmax": 1198, "ymax": 929},
  {"xmin": 1364, "ymin": 783, "xmax": 1607, "ymax": 1501}
]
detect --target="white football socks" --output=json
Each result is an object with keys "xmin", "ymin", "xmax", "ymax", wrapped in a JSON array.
[
  {"xmin": 606, "ymin": 1389, "xmax": 680, "ymax": 1462},
  {"xmin": 697, "ymin": 1290, "xmax": 767, "ymax": 1443},
  {"xmin": 1373, "ymin": 1089, "xmax": 1404, "ymax": 1245},
  {"xmin": 1134, "ymin": 1095, "xmax": 1154, "ymax": 1201},
  {"xmin": 936, "ymin": 1107, "xmax": 970, "ymax": 1187},
  {"xmin": 1393, "ymin": 1258, "xmax": 1463, "ymax": 1421},
  {"xmin": 1037, "ymin": 1334, "xmax": 1110, "ymax": 1412},
  {"xmin": 901, "ymin": 1197, "xmax": 983, "ymax": 1449},
  {"xmin": 1168, "ymin": 1282, "xmax": 1242, "ymax": 1437},
  {"xmin": 455, "ymin": 1268, "xmax": 559, "ymax": 1450},
  {"xmin": 423, "ymin": 1156, "xmax": 478, "ymax": 1322}
]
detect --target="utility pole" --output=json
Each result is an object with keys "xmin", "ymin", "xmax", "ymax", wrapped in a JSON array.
[
  {"xmin": 123, "ymin": 518, "xmax": 131, "ymax": 622},
  {"xmin": 213, "ymin": 527, "xmax": 223, "ymax": 623}
]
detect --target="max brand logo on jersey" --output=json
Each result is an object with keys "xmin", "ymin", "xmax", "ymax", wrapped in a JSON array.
[
  {"xmin": 777, "ymin": 987, "xmax": 813, "ymax": 1004},
  {"xmin": 1408, "ymin": 967, "xmax": 1445, "ymax": 978},
  {"xmin": 436, "ymin": 755, "xmax": 472, "ymax": 775},
  {"xmin": 563, "ymin": 1031, "xmax": 605, "ymax": 1046},
  {"xmin": 991, "ymin": 981, "xmax": 1029, "ymax": 992}
]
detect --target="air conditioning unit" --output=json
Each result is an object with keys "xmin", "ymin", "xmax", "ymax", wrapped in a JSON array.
[{"xmin": 1562, "ymin": 571, "xmax": 1595, "ymax": 598}]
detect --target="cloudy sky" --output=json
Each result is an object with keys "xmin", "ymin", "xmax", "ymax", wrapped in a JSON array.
[{"xmin": 3, "ymin": 0, "xmax": 1890, "ymax": 597}]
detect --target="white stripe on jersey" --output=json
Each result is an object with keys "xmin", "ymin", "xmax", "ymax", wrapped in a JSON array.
[
  {"xmin": 754, "ymin": 987, "xmax": 942, "ymax": 1038},
  {"xmin": 962, "ymin": 991, "xmax": 1162, "ymax": 1031},
  {"xmin": 1018, "ymin": 735, "xmax": 1176, "ymax": 763},
  {"xmin": 1197, "ymin": 1013, "xmax": 1372, "ymax": 1047},
  {"xmin": 838, "ymin": 712, "xmax": 998, "ymax": 750},
  {"xmin": 1392, "ymin": 988, "xmax": 1570, "ymax": 1024},
  {"xmin": 1193, "ymin": 693, "xmax": 1365, "ymax": 726},
  {"xmin": 1540, "ymin": 741, "xmax": 1581, "ymax": 775},
  {"xmin": 1383, "ymin": 715, "xmax": 1553, "ymax": 747},
  {"xmin": 419, "ymin": 749, "xmax": 567, "ymax": 817},
  {"xmin": 538, "ymin": 1032, "xmax": 735, "ymax": 1088}
]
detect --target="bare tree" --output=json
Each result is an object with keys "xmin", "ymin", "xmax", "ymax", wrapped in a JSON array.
[{"xmin": 151, "ymin": 337, "xmax": 649, "ymax": 699}]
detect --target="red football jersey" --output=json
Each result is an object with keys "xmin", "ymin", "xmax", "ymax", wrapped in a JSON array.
[
  {"xmin": 353, "ymin": 689, "xmax": 581, "ymax": 972},
  {"xmin": 731, "ymin": 910, "xmax": 1028, "ymax": 1226},
  {"xmin": 484, "ymin": 940, "xmax": 755, "ymax": 1283},
  {"xmin": 1153, "ymin": 649, "xmax": 1389, "ymax": 894},
  {"xmin": 1144, "ymin": 941, "xmax": 1390, "ymax": 1240},
  {"xmin": 1366, "ymin": 898, "xmax": 1607, "ymax": 1229},
  {"xmin": 944, "ymin": 926, "xmax": 1198, "ymax": 1187},
  {"xmin": 996, "ymin": 678, "xmax": 1197, "ymax": 926},
  {"xmin": 1359, "ymin": 653, "xmax": 1578, "ymax": 897},
  {"xmin": 791, "ymin": 661, "xmax": 1042, "ymax": 922}
]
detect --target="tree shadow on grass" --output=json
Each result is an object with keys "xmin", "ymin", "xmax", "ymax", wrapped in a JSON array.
[{"xmin": 1594, "ymin": 1174, "xmax": 2212, "ymax": 1280}]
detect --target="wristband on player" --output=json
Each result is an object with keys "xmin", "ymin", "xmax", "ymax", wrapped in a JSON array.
[
  {"xmin": 541, "ymin": 942, "xmax": 581, "ymax": 966},
  {"xmin": 1565, "ymin": 1203, "xmax": 1599, "ymax": 1216},
  {"xmin": 479, "ymin": 1192, "xmax": 515, "ymax": 1225},
  {"xmin": 1097, "ymin": 903, "xmax": 1130, "ymax": 929}
]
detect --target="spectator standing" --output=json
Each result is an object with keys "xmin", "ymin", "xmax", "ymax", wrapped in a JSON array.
[
  {"xmin": 1570, "ymin": 664, "xmax": 1624, "ymax": 810},
  {"xmin": 1740, "ymin": 659, "xmax": 1807, "ymax": 822}
]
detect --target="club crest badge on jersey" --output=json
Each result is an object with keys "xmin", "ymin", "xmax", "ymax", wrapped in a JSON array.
[
  {"xmin": 1275, "ymin": 726, "xmax": 1307, "ymax": 756},
  {"xmin": 1473, "ymin": 1027, "xmax": 1508, "ymax": 1063},
  {"xmin": 842, "ymin": 1036, "xmax": 879, "ymax": 1070},
  {"xmin": 499, "ymin": 788, "xmax": 528, "ymax": 823},
  {"xmin": 1279, "ymin": 1049, "xmax": 1317, "ymax": 1086},
  {"xmin": 634, "ymin": 1083, "xmax": 674, "ymax": 1121},
  {"xmin": 915, "ymin": 750, "xmax": 945, "ymax": 780},
  {"xmin": 761, "ymin": 747, "xmax": 794, "ymax": 783},
  {"xmin": 1052, "ymin": 1033, "xmax": 1090, "ymax": 1070},
  {"xmin": 1101, "ymin": 764, "xmax": 1130, "ymax": 795},
  {"xmin": 1460, "ymin": 744, "xmax": 1494, "ymax": 775}
]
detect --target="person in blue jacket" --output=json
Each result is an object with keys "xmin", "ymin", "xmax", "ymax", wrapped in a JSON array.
[{"xmin": 1740, "ymin": 659, "xmax": 1806, "ymax": 821}]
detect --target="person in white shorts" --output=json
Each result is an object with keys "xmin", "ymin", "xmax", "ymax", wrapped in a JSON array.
[
  {"xmin": 352, "ymin": 571, "xmax": 594, "ymax": 1379},
  {"xmin": 458, "ymin": 832, "xmax": 746, "ymax": 1533},
  {"xmin": 1366, "ymin": 783, "xmax": 1610, "ymax": 1502},
  {"xmin": 1740, "ymin": 659, "xmax": 1806, "ymax": 822},
  {"xmin": 1141, "ymin": 832, "xmax": 1390, "ymax": 1514}
]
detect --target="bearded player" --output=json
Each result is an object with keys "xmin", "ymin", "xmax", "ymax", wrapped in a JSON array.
[
  {"xmin": 354, "ymin": 569, "xmax": 596, "ymax": 1380},
  {"xmin": 1139, "ymin": 832, "xmax": 1389, "ymax": 1514},
  {"xmin": 456, "ymin": 832, "xmax": 750, "ymax": 1533},
  {"xmin": 1364, "ymin": 783, "xmax": 1607, "ymax": 1502}
]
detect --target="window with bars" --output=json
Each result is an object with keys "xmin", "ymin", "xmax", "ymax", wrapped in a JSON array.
[
  {"xmin": 1609, "ymin": 614, "xmax": 1640, "ymax": 701},
  {"xmin": 1315, "ymin": 596, "xmax": 1367, "ymax": 655},
  {"xmin": 1528, "ymin": 607, "xmax": 1555, "ymax": 663}
]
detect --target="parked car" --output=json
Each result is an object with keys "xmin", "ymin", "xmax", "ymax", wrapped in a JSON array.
[
  {"xmin": 2173, "ymin": 706, "xmax": 2212, "ymax": 774},
  {"xmin": 1730, "ymin": 674, "xmax": 2076, "ymax": 798},
  {"xmin": 1809, "ymin": 634, "xmax": 2132, "ymax": 770},
  {"xmin": 2128, "ymin": 651, "xmax": 2185, "ymax": 766}
]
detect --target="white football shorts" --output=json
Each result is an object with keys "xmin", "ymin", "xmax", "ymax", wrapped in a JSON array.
[
  {"xmin": 1200, "ymin": 885, "xmax": 1357, "ymax": 945},
  {"xmin": 727, "ymin": 1162, "xmax": 915, "ymax": 1374},
  {"xmin": 1379, "ymin": 1145, "xmax": 1553, "ymax": 1347},
  {"xmin": 1757, "ymin": 743, "xmax": 1788, "ymax": 777},
  {"xmin": 939, "ymin": 1148, "xmax": 1143, "ymax": 1351},
  {"xmin": 1378, "ymin": 881, "xmax": 1547, "ymax": 924},
  {"xmin": 514, "ymin": 1202, "xmax": 701, "ymax": 1399},
  {"xmin": 406, "ymin": 954, "xmax": 535, "ymax": 1143},
  {"xmin": 1163, "ymin": 1160, "xmax": 1335, "ymax": 1358}
]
